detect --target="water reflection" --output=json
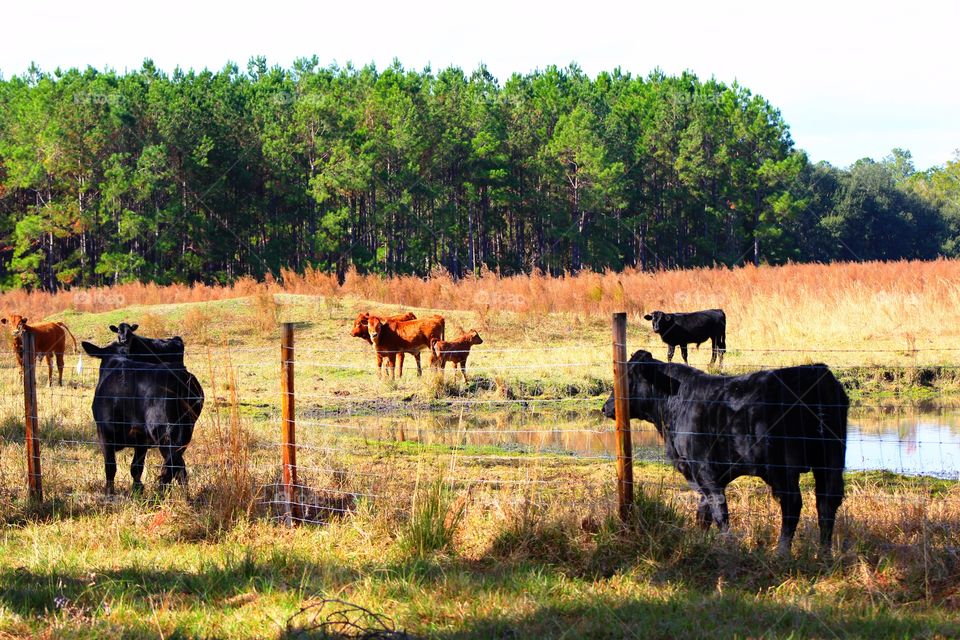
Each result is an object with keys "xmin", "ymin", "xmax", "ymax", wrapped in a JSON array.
[{"xmin": 308, "ymin": 407, "xmax": 960, "ymax": 479}]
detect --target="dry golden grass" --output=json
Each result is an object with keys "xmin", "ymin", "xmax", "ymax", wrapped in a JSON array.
[
  {"xmin": 4, "ymin": 259, "xmax": 960, "ymax": 369},
  {"xmin": 0, "ymin": 279, "xmax": 958, "ymax": 637}
]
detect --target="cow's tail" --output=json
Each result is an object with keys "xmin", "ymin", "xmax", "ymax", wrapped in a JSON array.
[{"xmin": 58, "ymin": 322, "xmax": 83, "ymax": 375}]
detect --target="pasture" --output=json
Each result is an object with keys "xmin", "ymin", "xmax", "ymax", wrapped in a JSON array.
[{"xmin": 1, "ymin": 262, "xmax": 959, "ymax": 638}]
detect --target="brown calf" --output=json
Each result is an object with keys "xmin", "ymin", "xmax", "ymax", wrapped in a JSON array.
[
  {"xmin": 368, "ymin": 315, "xmax": 445, "ymax": 378},
  {"xmin": 2, "ymin": 314, "xmax": 81, "ymax": 386},
  {"xmin": 351, "ymin": 311, "xmax": 416, "ymax": 376},
  {"xmin": 429, "ymin": 330, "xmax": 483, "ymax": 382}
]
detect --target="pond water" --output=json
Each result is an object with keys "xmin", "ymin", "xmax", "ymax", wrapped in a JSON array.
[{"xmin": 313, "ymin": 406, "xmax": 960, "ymax": 480}]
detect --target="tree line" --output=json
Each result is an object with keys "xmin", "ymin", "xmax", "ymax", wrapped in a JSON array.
[{"xmin": 0, "ymin": 57, "xmax": 957, "ymax": 290}]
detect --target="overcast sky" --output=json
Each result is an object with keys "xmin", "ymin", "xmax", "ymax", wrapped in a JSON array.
[{"xmin": 4, "ymin": 0, "xmax": 957, "ymax": 170}]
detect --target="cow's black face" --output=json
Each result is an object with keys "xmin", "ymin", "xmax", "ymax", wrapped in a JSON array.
[
  {"xmin": 602, "ymin": 350, "xmax": 678, "ymax": 423},
  {"xmin": 644, "ymin": 311, "xmax": 673, "ymax": 335},
  {"xmin": 111, "ymin": 322, "xmax": 140, "ymax": 345}
]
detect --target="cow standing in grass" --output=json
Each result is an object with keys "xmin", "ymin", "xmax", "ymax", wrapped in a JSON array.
[
  {"xmin": 368, "ymin": 315, "xmax": 445, "ymax": 379},
  {"xmin": 644, "ymin": 309, "xmax": 726, "ymax": 366},
  {"xmin": 430, "ymin": 330, "xmax": 483, "ymax": 382},
  {"xmin": 603, "ymin": 350, "xmax": 848, "ymax": 555},
  {"xmin": 350, "ymin": 312, "xmax": 416, "ymax": 376},
  {"xmin": 2, "ymin": 314, "xmax": 82, "ymax": 386},
  {"xmin": 82, "ymin": 336, "xmax": 204, "ymax": 496}
]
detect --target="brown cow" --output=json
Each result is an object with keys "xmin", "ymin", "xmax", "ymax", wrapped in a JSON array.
[
  {"xmin": 430, "ymin": 330, "xmax": 483, "ymax": 382},
  {"xmin": 368, "ymin": 315, "xmax": 445, "ymax": 379},
  {"xmin": 2, "ymin": 315, "xmax": 81, "ymax": 386},
  {"xmin": 351, "ymin": 311, "xmax": 416, "ymax": 377}
]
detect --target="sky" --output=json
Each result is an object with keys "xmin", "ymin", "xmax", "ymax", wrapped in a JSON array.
[{"xmin": 3, "ymin": 0, "xmax": 957, "ymax": 170}]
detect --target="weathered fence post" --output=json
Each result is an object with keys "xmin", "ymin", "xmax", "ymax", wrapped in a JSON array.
[
  {"xmin": 280, "ymin": 322, "xmax": 299, "ymax": 524},
  {"xmin": 612, "ymin": 312, "xmax": 633, "ymax": 521},
  {"xmin": 22, "ymin": 330, "xmax": 43, "ymax": 502}
]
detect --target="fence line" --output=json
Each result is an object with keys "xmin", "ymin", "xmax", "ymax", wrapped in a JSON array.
[{"xmin": 2, "ymin": 313, "xmax": 959, "ymax": 534}]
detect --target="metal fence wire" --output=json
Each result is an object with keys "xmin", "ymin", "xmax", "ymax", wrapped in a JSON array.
[{"xmin": 0, "ymin": 319, "xmax": 958, "ymax": 541}]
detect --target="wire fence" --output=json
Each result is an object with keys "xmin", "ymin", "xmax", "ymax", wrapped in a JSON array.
[{"xmin": 0, "ymin": 318, "xmax": 958, "ymax": 550}]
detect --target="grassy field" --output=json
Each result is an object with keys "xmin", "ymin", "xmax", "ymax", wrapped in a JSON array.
[{"xmin": 0, "ymin": 264, "xmax": 959, "ymax": 638}]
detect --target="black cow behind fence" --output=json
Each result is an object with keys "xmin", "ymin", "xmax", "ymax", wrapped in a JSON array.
[
  {"xmin": 82, "ymin": 336, "xmax": 204, "ymax": 495},
  {"xmin": 110, "ymin": 322, "xmax": 186, "ymax": 366},
  {"xmin": 644, "ymin": 309, "xmax": 726, "ymax": 366},
  {"xmin": 603, "ymin": 350, "xmax": 848, "ymax": 554}
]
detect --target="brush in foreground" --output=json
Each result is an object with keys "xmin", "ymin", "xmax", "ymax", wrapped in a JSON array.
[{"xmin": 603, "ymin": 350, "xmax": 848, "ymax": 555}]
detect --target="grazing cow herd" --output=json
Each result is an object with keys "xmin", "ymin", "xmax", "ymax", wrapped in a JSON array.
[
  {"xmin": 351, "ymin": 311, "xmax": 483, "ymax": 381},
  {"xmin": 3, "ymin": 302, "xmax": 848, "ymax": 553}
]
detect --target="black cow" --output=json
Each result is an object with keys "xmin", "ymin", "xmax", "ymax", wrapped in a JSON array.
[
  {"xmin": 110, "ymin": 322, "xmax": 185, "ymax": 366},
  {"xmin": 603, "ymin": 350, "xmax": 848, "ymax": 554},
  {"xmin": 644, "ymin": 309, "xmax": 726, "ymax": 366},
  {"xmin": 82, "ymin": 340, "xmax": 204, "ymax": 495}
]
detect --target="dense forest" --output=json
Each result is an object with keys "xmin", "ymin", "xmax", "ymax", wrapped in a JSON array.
[{"xmin": 0, "ymin": 57, "xmax": 958, "ymax": 290}]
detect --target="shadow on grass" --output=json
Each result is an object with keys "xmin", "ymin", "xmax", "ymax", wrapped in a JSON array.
[
  {"xmin": 428, "ymin": 593, "xmax": 958, "ymax": 640},
  {"xmin": 0, "ymin": 549, "xmax": 360, "ymax": 619}
]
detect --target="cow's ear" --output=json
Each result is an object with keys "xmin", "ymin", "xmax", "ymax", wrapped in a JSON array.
[
  {"xmin": 131, "ymin": 324, "xmax": 139, "ymax": 332},
  {"xmin": 643, "ymin": 314, "xmax": 652, "ymax": 321},
  {"xmin": 81, "ymin": 341, "xmax": 108, "ymax": 358},
  {"xmin": 109, "ymin": 325, "xmax": 119, "ymax": 333}
]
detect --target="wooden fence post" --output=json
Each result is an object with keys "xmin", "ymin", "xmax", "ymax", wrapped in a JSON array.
[
  {"xmin": 22, "ymin": 330, "xmax": 43, "ymax": 502},
  {"xmin": 280, "ymin": 322, "xmax": 299, "ymax": 524},
  {"xmin": 612, "ymin": 312, "xmax": 633, "ymax": 521}
]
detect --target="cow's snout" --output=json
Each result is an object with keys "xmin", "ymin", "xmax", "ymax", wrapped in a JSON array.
[{"xmin": 602, "ymin": 394, "xmax": 617, "ymax": 419}]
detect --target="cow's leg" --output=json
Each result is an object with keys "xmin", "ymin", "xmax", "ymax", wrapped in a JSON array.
[
  {"xmin": 711, "ymin": 490, "xmax": 729, "ymax": 530},
  {"xmin": 45, "ymin": 354, "xmax": 54, "ymax": 387},
  {"xmin": 375, "ymin": 352, "xmax": 383, "ymax": 378},
  {"xmin": 696, "ymin": 494, "xmax": 714, "ymax": 530},
  {"xmin": 164, "ymin": 444, "xmax": 188, "ymax": 486},
  {"xmin": 55, "ymin": 352, "xmax": 65, "ymax": 386},
  {"xmin": 413, "ymin": 352, "xmax": 422, "ymax": 377},
  {"xmin": 157, "ymin": 441, "xmax": 178, "ymax": 488},
  {"xmin": 813, "ymin": 467, "xmax": 844, "ymax": 552},
  {"xmin": 396, "ymin": 352, "xmax": 405, "ymax": 378},
  {"xmin": 666, "ymin": 345, "xmax": 676, "ymax": 362},
  {"xmin": 680, "ymin": 345, "xmax": 689, "ymax": 363},
  {"xmin": 717, "ymin": 332, "xmax": 726, "ymax": 367},
  {"xmin": 710, "ymin": 338, "xmax": 718, "ymax": 366},
  {"xmin": 385, "ymin": 354, "xmax": 396, "ymax": 380},
  {"xmin": 102, "ymin": 444, "xmax": 118, "ymax": 496},
  {"xmin": 173, "ymin": 448, "xmax": 188, "ymax": 485},
  {"xmin": 774, "ymin": 474, "xmax": 803, "ymax": 555},
  {"xmin": 130, "ymin": 445, "xmax": 148, "ymax": 495},
  {"xmin": 460, "ymin": 361, "xmax": 468, "ymax": 383}
]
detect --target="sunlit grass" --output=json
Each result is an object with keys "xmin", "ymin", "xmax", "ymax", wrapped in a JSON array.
[{"xmin": 0, "ymin": 263, "xmax": 958, "ymax": 637}]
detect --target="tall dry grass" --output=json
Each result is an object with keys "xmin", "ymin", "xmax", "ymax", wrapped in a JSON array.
[{"xmin": 5, "ymin": 259, "xmax": 960, "ymax": 362}]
